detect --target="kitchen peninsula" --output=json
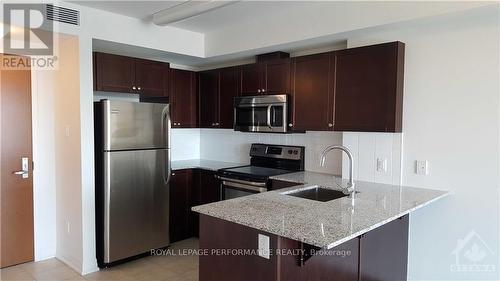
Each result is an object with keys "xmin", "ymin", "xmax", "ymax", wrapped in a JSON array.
[{"xmin": 192, "ymin": 172, "xmax": 449, "ymax": 281}]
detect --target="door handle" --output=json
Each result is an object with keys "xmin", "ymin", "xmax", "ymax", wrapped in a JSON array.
[{"xmin": 13, "ymin": 157, "xmax": 29, "ymax": 178}]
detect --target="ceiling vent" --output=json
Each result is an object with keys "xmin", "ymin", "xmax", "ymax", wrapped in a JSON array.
[{"xmin": 45, "ymin": 4, "xmax": 80, "ymax": 26}]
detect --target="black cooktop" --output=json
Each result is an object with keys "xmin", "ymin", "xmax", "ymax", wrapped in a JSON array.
[{"xmin": 221, "ymin": 165, "xmax": 292, "ymax": 177}]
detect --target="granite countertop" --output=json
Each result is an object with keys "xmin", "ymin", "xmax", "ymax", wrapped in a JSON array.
[
  {"xmin": 171, "ymin": 159, "xmax": 246, "ymax": 171},
  {"xmin": 192, "ymin": 171, "xmax": 450, "ymax": 249}
]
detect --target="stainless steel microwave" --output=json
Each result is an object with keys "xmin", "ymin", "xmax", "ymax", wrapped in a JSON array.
[{"xmin": 234, "ymin": 94, "xmax": 288, "ymax": 133}]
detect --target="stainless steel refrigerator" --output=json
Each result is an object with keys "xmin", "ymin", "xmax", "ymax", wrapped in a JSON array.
[{"xmin": 94, "ymin": 100, "xmax": 170, "ymax": 268}]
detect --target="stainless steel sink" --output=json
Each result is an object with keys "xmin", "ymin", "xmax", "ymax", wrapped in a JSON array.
[{"xmin": 284, "ymin": 186, "xmax": 348, "ymax": 202}]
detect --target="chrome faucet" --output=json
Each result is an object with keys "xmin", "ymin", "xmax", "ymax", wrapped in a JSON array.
[{"xmin": 320, "ymin": 145, "xmax": 355, "ymax": 194}]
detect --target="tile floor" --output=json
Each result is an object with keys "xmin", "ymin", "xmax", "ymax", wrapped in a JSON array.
[{"xmin": 0, "ymin": 238, "xmax": 199, "ymax": 281}]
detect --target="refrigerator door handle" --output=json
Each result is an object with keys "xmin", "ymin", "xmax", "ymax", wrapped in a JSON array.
[
  {"xmin": 161, "ymin": 105, "xmax": 170, "ymax": 149},
  {"xmin": 165, "ymin": 150, "xmax": 171, "ymax": 185}
]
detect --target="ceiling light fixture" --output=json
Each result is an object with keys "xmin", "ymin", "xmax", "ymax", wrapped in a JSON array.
[{"xmin": 153, "ymin": 0, "xmax": 238, "ymax": 26}]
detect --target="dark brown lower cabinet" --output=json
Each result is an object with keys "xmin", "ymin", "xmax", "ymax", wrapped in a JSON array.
[
  {"xmin": 169, "ymin": 169, "xmax": 220, "ymax": 239},
  {"xmin": 359, "ymin": 215, "xmax": 409, "ymax": 281},
  {"xmin": 199, "ymin": 214, "xmax": 409, "ymax": 281},
  {"xmin": 169, "ymin": 169, "xmax": 192, "ymax": 243},
  {"xmin": 199, "ymin": 215, "xmax": 278, "ymax": 281}
]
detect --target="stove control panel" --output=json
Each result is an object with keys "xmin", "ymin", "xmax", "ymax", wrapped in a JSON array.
[{"xmin": 250, "ymin": 143, "xmax": 304, "ymax": 160}]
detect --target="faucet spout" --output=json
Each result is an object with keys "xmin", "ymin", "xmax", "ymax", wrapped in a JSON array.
[{"xmin": 320, "ymin": 145, "xmax": 355, "ymax": 194}]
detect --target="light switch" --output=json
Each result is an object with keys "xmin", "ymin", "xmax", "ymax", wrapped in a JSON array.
[
  {"xmin": 416, "ymin": 160, "xmax": 428, "ymax": 175},
  {"xmin": 376, "ymin": 158, "xmax": 387, "ymax": 172},
  {"xmin": 258, "ymin": 234, "xmax": 270, "ymax": 259}
]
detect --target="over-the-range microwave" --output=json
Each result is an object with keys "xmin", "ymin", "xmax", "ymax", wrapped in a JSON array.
[{"xmin": 234, "ymin": 94, "xmax": 288, "ymax": 133}]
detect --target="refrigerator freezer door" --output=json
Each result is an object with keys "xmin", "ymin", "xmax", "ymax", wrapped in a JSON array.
[
  {"xmin": 102, "ymin": 100, "xmax": 170, "ymax": 151},
  {"xmin": 103, "ymin": 149, "xmax": 170, "ymax": 263}
]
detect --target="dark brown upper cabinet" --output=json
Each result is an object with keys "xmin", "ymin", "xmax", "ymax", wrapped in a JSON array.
[
  {"xmin": 240, "ymin": 59, "xmax": 290, "ymax": 95},
  {"xmin": 93, "ymin": 52, "xmax": 170, "ymax": 97},
  {"xmin": 218, "ymin": 67, "xmax": 239, "ymax": 128},
  {"xmin": 290, "ymin": 52, "xmax": 334, "ymax": 131},
  {"xmin": 94, "ymin": 52, "xmax": 135, "ymax": 93},
  {"xmin": 199, "ymin": 67, "xmax": 239, "ymax": 129},
  {"xmin": 135, "ymin": 59, "xmax": 170, "ymax": 97},
  {"xmin": 198, "ymin": 70, "xmax": 220, "ymax": 128},
  {"xmin": 240, "ymin": 63, "xmax": 262, "ymax": 96},
  {"xmin": 333, "ymin": 42, "xmax": 405, "ymax": 132},
  {"xmin": 170, "ymin": 69, "xmax": 197, "ymax": 128},
  {"xmin": 265, "ymin": 59, "xmax": 291, "ymax": 94}
]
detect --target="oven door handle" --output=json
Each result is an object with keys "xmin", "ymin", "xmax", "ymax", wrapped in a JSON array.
[
  {"xmin": 217, "ymin": 176, "xmax": 267, "ymax": 187},
  {"xmin": 222, "ymin": 180, "xmax": 268, "ymax": 193}
]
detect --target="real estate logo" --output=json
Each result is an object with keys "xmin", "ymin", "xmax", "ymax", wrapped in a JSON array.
[
  {"xmin": 2, "ymin": 3, "xmax": 57, "ymax": 70},
  {"xmin": 450, "ymin": 230, "xmax": 496, "ymax": 273},
  {"xmin": 3, "ymin": 3, "xmax": 53, "ymax": 55}
]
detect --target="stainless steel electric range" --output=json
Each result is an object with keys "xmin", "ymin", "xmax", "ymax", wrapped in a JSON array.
[{"xmin": 217, "ymin": 143, "xmax": 305, "ymax": 200}]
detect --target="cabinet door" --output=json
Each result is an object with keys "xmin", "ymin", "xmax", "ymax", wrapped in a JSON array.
[
  {"xmin": 170, "ymin": 69, "xmax": 197, "ymax": 128},
  {"xmin": 264, "ymin": 59, "xmax": 290, "ymax": 94},
  {"xmin": 135, "ymin": 59, "xmax": 169, "ymax": 97},
  {"xmin": 240, "ymin": 63, "xmax": 262, "ymax": 95},
  {"xmin": 291, "ymin": 53, "xmax": 334, "ymax": 131},
  {"xmin": 94, "ymin": 52, "xmax": 136, "ymax": 93},
  {"xmin": 359, "ymin": 216, "xmax": 408, "ymax": 281},
  {"xmin": 218, "ymin": 67, "xmax": 238, "ymax": 129},
  {"xmin": 198, "ymin": 70, "xmax": 220, "ymax": 128},
  {"xmin": 199, "ymin": 170, "xmax": 220, "ymax": 205},
  {"xmin": 169, "ymin": 169, "xmax": 192, "ymax": 243},
  {"xmin": 190, "ymin": 169, "xmax": 220, "ymax": 238},
  {"xmin": 334, "ymin": 42, "xmax": 404, "ymax": 132}
]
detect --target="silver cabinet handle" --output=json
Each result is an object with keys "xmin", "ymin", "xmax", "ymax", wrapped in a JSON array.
[
  {"xmin": 172, "ymin": 172, "xmax": 176, "ymax": 176},
  {"xmin": 178, "ymin": 122, "xmax": 181, "ymax": 126},
  {"xmin": 257, "ymin": 89, "xmax": 261, "ymax": 93},
  {"xmin": 137, "ymin": 87, "xmax": 141, "ymax": 90},
  {"xmin": 328, "ymin": 123, "xmax": 333, "ymax": 128},
  {"xmin": 132, "ymin": 86, "xmax": 136, "ymax": 90},
  {"xmin": 215, "ymin": 122, "xmax": 219, "ymax": 126},
  {"xmin": 13, "ymin": 170, "xmax": 28, "ymax": 175},
  {"xmin": 288, "ymin": 123, "xmax": 293, "ymax": 127}
]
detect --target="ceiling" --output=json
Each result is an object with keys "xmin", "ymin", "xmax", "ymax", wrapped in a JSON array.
[
  {"xmin": 69, "ymin": 1, "xmax": 302, "ymax": 33},
  {"xmin": 70, "ymin": 1, "xmax": 185, "ymax": 21}
]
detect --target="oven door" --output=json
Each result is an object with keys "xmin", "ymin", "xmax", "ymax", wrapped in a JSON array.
[
  {"xmin": 220, "ymin": 177, "xmax": 267, "ymax": 200},
  {"xmin": 234, "ymin": 95, "xmax": 288, "ymax": 133}
]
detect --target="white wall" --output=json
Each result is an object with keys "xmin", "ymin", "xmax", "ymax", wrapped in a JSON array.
[
  {"xmin": 346, "ymin": 7, "xmax": 500, "ymax": 280},
  {"xmin": 31, "ymin": 70, "xmax": 57, "ymax": 261},
  {"xmin": 200, "ymin": 129, "xmax": 343, "ymax": 175},
  {"xmin": 52, "ymin": 36, "xmax": 84, "ymax": 273}
]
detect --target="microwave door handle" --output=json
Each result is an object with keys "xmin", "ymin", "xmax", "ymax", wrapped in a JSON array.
[{"xmin": 267, "ymin": 105, "xmax": 272, "ymax": 129}]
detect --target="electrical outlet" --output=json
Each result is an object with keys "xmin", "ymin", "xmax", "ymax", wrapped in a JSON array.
[
  {"xmin": 258, "ymin": 234, "xmax": 270, "ymax": 259},
  {"xmin": 376, "ymin": 158, "xmax": 387, "ymax": 172},
  {"xmin": 416, "ymin": 160, "xmax": 428, "ymax": 175}
]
